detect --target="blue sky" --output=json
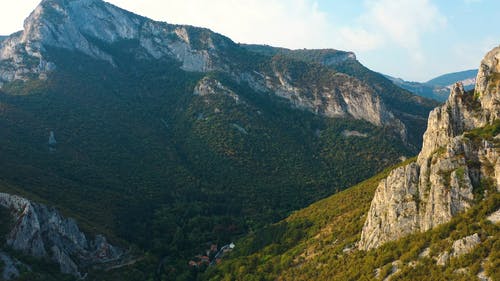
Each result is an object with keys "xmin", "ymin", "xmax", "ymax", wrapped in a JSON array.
[{"xmin": 1, "ymin": 0, "xmax": 499, "ymax": 81}]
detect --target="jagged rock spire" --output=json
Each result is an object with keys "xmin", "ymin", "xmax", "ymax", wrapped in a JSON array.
[
  {"xmin": 476, "ymin": 45, "xmax": 500, "ymax": 123},
  {"xmin": 359, "ymin": 45, "xmax": 500, "ymax": 251}
]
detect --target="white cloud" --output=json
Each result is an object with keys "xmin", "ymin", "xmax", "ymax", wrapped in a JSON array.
[
  {"xmin": 366, "ymin": 0, "xmax": 445, "ymax": 48},
  {"xmin": 337, "ymin": 0, "xmax": 446, "ymax": 61},
  {"xmin": 337, "ymin": 27, "xmax": 383, "ymax": 51},
  {"xmin": 452, "ymin": 37, "xmax": 499, "ymax": 69},
  {"xmin": 0, "ymin": 0, "xmax": 39, "ymax": 35},
  {"xmin": 106, "ymin": 0, "xmax": 331, "ymax": 49}
]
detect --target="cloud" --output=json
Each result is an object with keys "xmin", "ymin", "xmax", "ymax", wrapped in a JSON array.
[
  {"xmin": 107, "ymin": 0, "xmax": 331, "ymax": 49},
  {"xmin": 337, "ymin": 0, "xmax": 446, "ymax": 60},
  {"xmin": 0, "ymin": 0, "xmax": 39, "ymax": 35},
  {"xmin": 338, "ymin": 27, "xmax": 383, "ymax": 51},
  {"xmin": 452, "ymin": 37, "xmax": 499, "ymax": 68}
]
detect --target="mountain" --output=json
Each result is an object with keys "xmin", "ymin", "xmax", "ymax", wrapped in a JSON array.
[
  {"xmin": 204, "ymin": 46, "xmax": 499, "ymax": 280},
  {"xmin": 243, "ymin": 46, "xmax": 438, "ymax": 144},
  {"xmin": 0, "ymin": 0, "xmax": 437, "ymax": 279},
  {"xmin": 0, "ymin": 1, "xmax": 436, "ymax": 140},
  {"xmin": 385, "ymin": 75, "xmax": 448, "ymax": 101},
  {"xmin": 386, "ymin": 69, "xmax": 478, "ymax": 102},
  {"xmin": 427, "ymin": 69, "xmax": 478, "ymax": 87}
]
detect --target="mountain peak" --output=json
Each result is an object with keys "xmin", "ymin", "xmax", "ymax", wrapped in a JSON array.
[
  {"xmin": 0, "ymin": 0, "xmax": 231, "ymax": 84},
  {"xmin": 24, "ymin": 0, "xmax": 143, "ymax": 46}
]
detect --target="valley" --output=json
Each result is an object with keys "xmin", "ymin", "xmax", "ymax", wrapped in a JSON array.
[{"xmin": 0, "ymin": 0, "xmax": 497, "ymax": 281}]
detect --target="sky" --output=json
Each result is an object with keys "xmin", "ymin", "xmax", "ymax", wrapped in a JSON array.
[{"xmin": 1, "ymin": 0, "xmax": 499, "ymax": 82}]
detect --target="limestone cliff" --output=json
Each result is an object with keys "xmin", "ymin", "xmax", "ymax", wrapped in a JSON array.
[
  {"xmin": 359, "ymin": 46, "xmax": 500, "ymax": 250},
  {"xmin": 263, "ymin": 63, "xmax": 401, "ymax": 128},
  {"xmin": 0, "ymin": 192, "xmax": 124, "ymax": 277}
]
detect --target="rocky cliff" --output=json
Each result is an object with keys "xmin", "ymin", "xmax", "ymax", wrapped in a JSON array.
[
  {"xmin": 0, "ymin": 192, "xmax": 124, "ymax": 277},
  {"xmin": 359, "ymin": 46, "xmax": 500, "ymax": 250}
]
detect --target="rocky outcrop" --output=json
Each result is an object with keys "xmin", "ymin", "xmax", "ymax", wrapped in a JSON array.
[
  {"xmin": 0, "ymin": 192, "xmax": 124, "ymax": 277},
  {"xmin": 476, "ymin": 46, "xmax": 500, "ymax": 123},
  {"xmin": 238, "ymin": 63, "xmax": 408, "ymax": 137},
  {"xmin": 359, "ymin": 163, "xmax": 421, "ymax": 250},
  {"xmin": 487, "ymin": 208, "xmax": 500, "ymax": 223},
  {"xmin": 359, "ymin": 45, "xmax": 500, "ymax": 250},
  {"xmin": 268, "ymin": 68, "xmax": 396, "ymax": 126},
  {"xmin": 193, "ymin": 77, "xmax": 242, "ymax": 104},
  {"xmin": 451, "ymin": 233, "xmax": 481, "ymax": 258},
  {"xmin": 436, "ymin": 233, "xmax": 481, "ymax": 266}
]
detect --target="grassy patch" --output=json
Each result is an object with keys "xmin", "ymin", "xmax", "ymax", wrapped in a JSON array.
[{"xmin": 464, "ymin": 120, "xmax": 500, "ymax": 142}]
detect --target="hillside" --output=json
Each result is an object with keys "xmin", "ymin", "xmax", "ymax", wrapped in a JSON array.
[
  {"xmin": 203, "ymin": 45, "xmax": 500, "ymax": 281},
  {"xmin": 203, "ymin": 158, "xmax": 499, "ymax": 281},
  {"xmin": 0, "ymin": 0, "xmax": 438, "ymax": 279},
  {"xmin": 243, "ymin": 46, "xmax": 438, "ymax": 145}
]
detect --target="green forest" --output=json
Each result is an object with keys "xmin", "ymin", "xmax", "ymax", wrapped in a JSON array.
[{"xmin": 0, "ymin": 39, "xmax": 435, "ymax": 280}]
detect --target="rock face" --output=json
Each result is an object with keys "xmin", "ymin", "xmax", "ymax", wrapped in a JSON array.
[
  {"xmin": 263, "ymin": 64, "xmax": 401, "ymax": 128},
  {"xmin": 194, "ymin": 76, "xmax": 242, "ymax": 104},
  {"xmin": 436, "ymin": 233, "xmax": 481, "ymax": 266},
  {"xmin": 359, "ymin": 46, "xmax": 500, "ymax": 250},
  {"xmin": 0, "ymin": 192, "xmax": 123, "ymax": 277},
  {"xmin": 451, "ymin": 233, "xmax": 481, "ymax": 258},
  {"xmin": 487, "ymin": 208, "xmax": 500, "ymax": 223},
  {"xmin": 476, "ymin": 46, "xmax": 500, "ymax": 123},
  {"xmin": 236, "ymin": 64, "xmax": 409, "ymax": 140}
]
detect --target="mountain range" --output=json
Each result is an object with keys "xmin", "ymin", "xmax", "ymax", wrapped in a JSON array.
[
  {"xmin": 386, "ymin": 69, "xmax": 478, "ymax": 102},
  {"xmin": 0, "ymin": 0, "xmax": 495, "ymax": 280}
]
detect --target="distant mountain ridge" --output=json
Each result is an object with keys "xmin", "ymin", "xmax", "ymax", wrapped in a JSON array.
[
  {"xmin": 386, "ymin": 69, "xmax": 478, "ymax": 102},
  {"xmin": 427, "ymin": 69, "xmax": 478, "ymax": 86}
]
